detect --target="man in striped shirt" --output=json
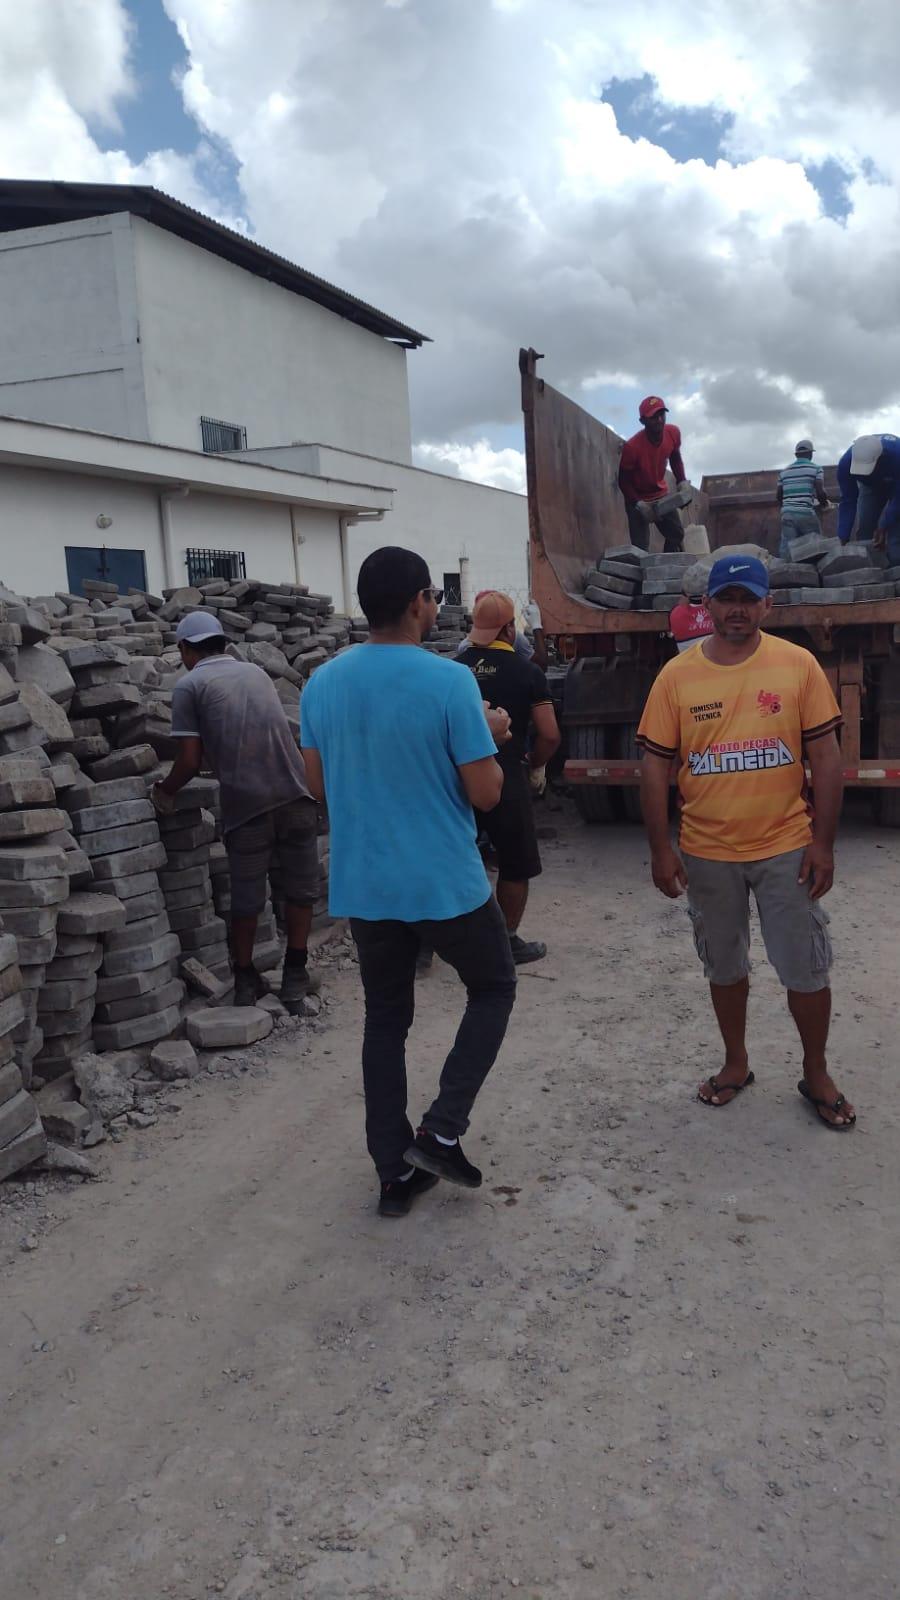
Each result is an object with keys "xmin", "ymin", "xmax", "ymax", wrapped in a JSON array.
[{"xmin": 776, "ymin": 439, "xmax": 829, "ymax": 558}]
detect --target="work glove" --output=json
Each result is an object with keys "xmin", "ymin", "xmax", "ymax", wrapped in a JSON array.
[
  {"xmin": 528, "ymin": 764, "xmax": 547, "ymax": 796},
  {"xmin": 523, "ymin": 601, "xmax": 542, "ymax": 631}
]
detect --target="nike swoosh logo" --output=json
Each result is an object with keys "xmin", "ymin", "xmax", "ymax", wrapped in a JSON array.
[{"xmin": 728, "ymin": 564, "xmax": 750, "ymax": 573}]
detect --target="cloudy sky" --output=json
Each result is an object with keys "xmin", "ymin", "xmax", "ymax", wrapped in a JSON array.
[{"xmin": 5, "ymin": 0, "xmax": 900, "ymax": 492}]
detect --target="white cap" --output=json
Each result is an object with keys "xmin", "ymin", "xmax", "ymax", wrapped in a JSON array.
[
  {"xmin": 175, "ymin": 611, "xmax": 225, "ymax": 644},
  {"xmin": 849, "ymin": 434, "xmax": 882, "ymax": 477}
]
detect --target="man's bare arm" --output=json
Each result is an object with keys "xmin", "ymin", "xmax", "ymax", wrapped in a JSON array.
[
  {"xmin": 800, "ymin": 730, "xmax": 843, "ymax": 899},
  {"xmin": 640, "ymin": 750, "xmax": 686, "ymax": 898},
  {"xmin": 300, "ymin": 747, "xmax": 325, "ymax": 803}
]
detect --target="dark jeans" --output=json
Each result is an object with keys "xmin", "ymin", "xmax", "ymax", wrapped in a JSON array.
[
  {"xmin": 350, "ymin": 896, "xmax": 517, "ymax": 1180},
  {"xmin": 626, "ymin": 501, "xmax": 684, "ymax": 552}
]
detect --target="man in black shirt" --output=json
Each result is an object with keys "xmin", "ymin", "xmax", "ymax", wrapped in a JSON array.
[{"xmin": 457, "ymin": 592, "xmax": 560, "ymax": 964}]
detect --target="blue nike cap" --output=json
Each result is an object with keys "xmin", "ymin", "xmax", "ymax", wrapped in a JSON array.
[{"xmin": 707, "ymin": 555, "xmax": 769, "ymax": 600}]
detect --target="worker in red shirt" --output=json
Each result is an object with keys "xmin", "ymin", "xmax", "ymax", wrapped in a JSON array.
[{"xmin": 618, "ymin": 396, "xmax": 689, "ymax": 552}]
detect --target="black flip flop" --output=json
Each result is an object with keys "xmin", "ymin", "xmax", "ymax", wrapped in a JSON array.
[
  {"xmin": 797, "ymin": 1080, "xmax": 856, "ymax": 1130},
  {"xmin": 698, "ymin": 1069, "xmax": 755, "ymax": 1107}
]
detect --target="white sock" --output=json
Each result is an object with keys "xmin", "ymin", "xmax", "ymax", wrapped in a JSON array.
[{"xmin": 434, "ymin": 1131, "xmax": 458, "ymax": 1146}]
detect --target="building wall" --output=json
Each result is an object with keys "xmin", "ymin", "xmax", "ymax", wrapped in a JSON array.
[
  {"xmin": 131, "ymin": 219, "xmax": 414, "ymax": 463},
  {"xmin": 0, "ymin": 214, "xmax": 148, "ymax": 438},
  {"xmin": 242, "ymin": 444, "xmax": 530, "ymax": 611},
  {"xmin": 0, "ymin": 462, "xmax": 346, "ymax": 601}
]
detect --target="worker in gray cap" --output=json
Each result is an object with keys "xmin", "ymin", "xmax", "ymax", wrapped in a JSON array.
[
  {"xmin": 152, "ymin": 611, "xmax": 321, "ymax": 1010},
  {"xmin": 776, "ymin": 439, "xmax": 829, "ymax": 558}
]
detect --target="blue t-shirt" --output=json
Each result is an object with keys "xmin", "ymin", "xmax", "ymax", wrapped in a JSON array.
[{"xmin": 300, "ymin": 644, "xmax": 496, "ymax": 922}]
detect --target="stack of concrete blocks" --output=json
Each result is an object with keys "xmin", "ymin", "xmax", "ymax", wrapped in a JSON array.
[
  {"xmin": 775, "ymin": 536, "xmax": 897, "ymax": 607},
  {"xmin": 583, "ymin": 546, "xmax": 650, "ymax": 609},
  {"xmin": 37, "ymin": 890, "xmax": 127, "ymax": 1084},
  {"xmin": 0, "ymin": 928, "xmax": 46, "ymax": 1178},
  {"xmin": 66, "ymin": 774, "xmax": 184, "ymax": 1051},
  {"xmin": 153, "ymin": 778, "xmax": 233, "ymax": 985}
]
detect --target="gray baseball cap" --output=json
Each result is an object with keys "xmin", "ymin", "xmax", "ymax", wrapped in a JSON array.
[
  {"xmin": 795, "ymin": 438, "xmax": 814, "ymax": 455},
  {"xmin": 175, "ymin": 611, "xmax": 225, "ymax": 645}
]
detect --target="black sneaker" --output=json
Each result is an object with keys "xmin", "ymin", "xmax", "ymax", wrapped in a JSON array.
[
  {"xmin": 509, "ymin": 933, "xmax": 547, "ymax": 965},
  {"xmin": 279, "ymin": 964, "xmax": 322, "ymax": 1010},
  {"xmin": 378, "ymin": 1166, "xmax": 439, "ymax": 1218},
  {"xmin": 233, "ymin": 964, "xmax": 268, "ymax": 1006},
  {"xmin": 405, "ymin": 1128, "xmax": 482, "ymax": 1188}
]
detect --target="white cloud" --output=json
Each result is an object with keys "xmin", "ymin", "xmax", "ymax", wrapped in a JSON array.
[
  {"xmin": 8, "ymin": 0, "xmax": 900, "ymax": 486},
  {"xmin": 414, "ymin": 439, "xmax": 527, "ymax": 494}
]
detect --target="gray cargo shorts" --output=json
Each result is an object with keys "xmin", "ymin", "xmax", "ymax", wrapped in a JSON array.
[
  {"xmin": 683, "ymin": 847, "xmax": 833, "ymax": 993},
  {"xmin": 226, "ymin": 798, "xmax": 319, "ymax": 918}
]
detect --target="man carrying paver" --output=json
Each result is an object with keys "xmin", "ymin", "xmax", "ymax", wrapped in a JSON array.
[
  {"xmin": 152, "ymin": 612, "xmax": 321, "ymax": 1011},
  {"xmin": 618, "ymin": 396, "xmax": 689, "ymax": 552},
  {"xmin": 777, "ymin": 439, "xmax": 829, "ymax": 558},
  {"xmin": 837, "ymin": 433, "xmax": 900, "ymax": 563},
  {"xmin": 300, "ymin": 546, "xmax": 518, "ymax": 1217},
  {"xmin": 637, "ymin": 555, "xmax": 856, "ymax": 1129},
  {"xmin": 457, "ymin": 590, "xmax": 560, "ymax": 965}
]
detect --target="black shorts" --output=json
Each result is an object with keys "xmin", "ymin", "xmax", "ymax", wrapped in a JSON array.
[{"xmin": 476, "ymin": 760, "xmax": 542, "ymax": 882}]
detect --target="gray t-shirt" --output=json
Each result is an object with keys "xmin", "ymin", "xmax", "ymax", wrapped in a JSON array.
[{"xmin": 171, "ymin": 655, "xmax": 312, "ymax": 834}]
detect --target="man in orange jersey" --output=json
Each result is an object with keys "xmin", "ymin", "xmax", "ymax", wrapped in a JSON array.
[{"xmin": 637, "ymin": 556, "xmax": 855, "ymax": 1130}]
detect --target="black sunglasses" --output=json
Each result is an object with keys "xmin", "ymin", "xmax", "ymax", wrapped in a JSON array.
[{"xmin": 422, "ymin": 586, "xmax": 444, "ymax": 604}]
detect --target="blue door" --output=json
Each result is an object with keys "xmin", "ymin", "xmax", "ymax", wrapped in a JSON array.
[{"xmin": 65, "ymin": 546, "xmax": 148, "ymax": 597}]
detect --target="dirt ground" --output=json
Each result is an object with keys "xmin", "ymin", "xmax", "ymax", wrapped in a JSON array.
[{"xmin": 2, "ymin": 797, "xmax": 899, "ymax": 1600}]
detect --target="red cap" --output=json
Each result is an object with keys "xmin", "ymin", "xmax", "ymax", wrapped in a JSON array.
[{"xmin": 639, "ymin": 395, "xmax": 666, "ymax": 420}]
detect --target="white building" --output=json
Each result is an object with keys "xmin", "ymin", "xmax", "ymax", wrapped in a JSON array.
[{"xmin": 0, "ymin": 180, "xmax": 528, "ymax": 611}]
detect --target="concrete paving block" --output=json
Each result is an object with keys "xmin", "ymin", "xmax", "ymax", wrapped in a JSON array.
[
  {"xmin": 587, "ymin": 570, "xmax": 640, "ymax": 597},
  {"xmin": 0, "ymin": 1088, "xmax": 42, "ymax": 1151},
  {"xmin": 93, "ymin": 977, "xmax": 184, "ymax": 1025},
  {"xmin": 252, "ymin": 938, "xmax": 284, "ymax": 973},
  {"xmin": 16, "ymin": 682, "xmax": 73, "ymax": 747},
  {"xmin": 177, "ymin": 918, "xmax": 228, "ymax": 952},
  {"xmin": 70, "ymin": 682, "xmax": 142, "ymax": 717},
  {"xmin": 0, "ymin": 1033, "xmax": 16, "ymax": 1070},
  {"xmin": 58, "ymin": 892, "xmax": 127, "ymax": 936},
  {"xmin": 788, "ymin": 534, "xmax": 840, "ymax": 564},
  {"xmin": 92, "ymin": 1002, "xmax": 183, "ymax": 1052},
  {"xmin": 0, "ymin": 961, "xmax": 23, "ymax": 1001},
  {"xmin": 49, "ymin": 760, "xmax": 80, "ymax": 793},
  {"xmin": 95, "ymin": 959, "xmax": 179, "ymax": 1003},
  {"xmin": 37, "ymin": 973, "xmax": 99, "ymax": 1011},
  {"xmin": 651, "ymin": 594, "xmax": 683, "ymax": 609},
  {"xmin": 161, "ymin": 818, "xmax": 217, "ymax": 852},
  {"xmin": 186, "ymin": 1006, "xmax": 273, "ymax": 1049},
  {"xmin": 166, "ymin": 903, "xmax": 215, "ymax": 933},
  {"xmin": 0, "ymin": 1059, "xmax": 23, "ymax": 1104},
  {"xmin": 33, "ymin": 1026, "xmax": 93, "ymax": 1082},
  {"xmin": 0, "ymin": 699, "xmax": 33, "ymax": 735},
  {"xmin": 101, "ymin": 931, "xmax": 181, "ymax": 978},
  {"xmin": 818, "ymin": 548, "xmax": 879, "ymax": 578},
  {"xmin": 103, "ymin": 910, "xmax": 171, "ymax": 951},
  {"xmin": 15, "ymin": 643, "xmax": 75, "ymax": 705},
  {"xmin": 798, "ymin": 587, "xmax": 854, "ymax": 604},
  {"xmin": 0, "ymin": 721, "xmax": 49, "ymax": 756},
  {"xmin": 93, "ymin": 868, "xmax": 161, "ymax": 901},
  {"xmin": 0, "ymin": 807, "xmax": 67, "ymax": 842},
  {"xmin": 642, "ymin": 574, "xmax": 687, "ymax": 595},
  {"xmin": 39, "ymin": 1094, "xmax": 93, "ymax": 1144},
  {"xmin": 164, "ymin": 881, "xmax": 214, "ymax": 912},
  {"xmin": 0, "ymin": 905, "xmax": 58, "ymax": 938},
  {"xmin": 71, "ymin": 798, "xmax": 155, "ymax": 835},
  {"xmin": 583, "ymin": 586, "xmax": 633, "ymax": 610},
  {"xmin": 87, "ymin": 744, "xmax": 157, "ymax": 780},
  {"xmin": 41, "ymin": 997, "xmax": 96, "ymax": 1037},
  {"xmin": 180, "ymin": 957, "xmax": 226, "ymax": 1000},
  {"xmin": 72, "ymin": 1052, "xmax": 135, "ymax": 1121},
  {"xmin": 0, "ymin": 991, "xmax": 26, "ymax": 1035},
  {"xmin": 68, "ymin": 777, "xmax": 152, "ymax": 811},
  {"xmin": 122, "ymin": 890, "xmax": 167, "ymax": 925},
  {"xmin": 89, "ymin": 841, "xmax": 167, "ymax": 879},
  {"xmin": 46, "ymin": 946, "xmax": 103, "ymax": 980},
  {"xmin": 54, "ymin": 932, "xmax": 97, "ymax": 956},
  {"xmin": 0, "ymin": 876, "xmax": 68, "ymax": 908},
  {"xmin": 0, "ymin": 662, "xmax": 18, "ymax": 706},
  {"xmin": 14, "ymin": 931, "xmax": 58, "ymax": 965},
  {"xmin": 853, "ymin": 582, "xmax": 894, "ymax": 601},
  {"xmin": 158, "ymin": 863, "xmax": 210, "ymax": 892},
  {"xmin": 0, "ymin": 932, "xmax": 19, "ymax": 971},
  {"xmin": 79, "ymin": 820, "xmax": 161, "ymax": 858},
  {"xmin": 149, "ymin": 1039, "xmax": 199, "ymax": 1080},
  {"xmin": 161, "ymin": 844, "xmax": 214, "ymax": 872},
  {"xmin": 0, "ymin": 1114, "xmax": 46, "ymax": 1178},
  {"xmin": 0, "ymin": 765, "xmax": 57, "ymax": 809},
  {"xmin": 768, "ymin": 562, "xmax": 815, "ymax": 588},
  {"xmin": 596, "ymin": 560, "xmax": 644, "ymax": 585},
  {"xmin": 17, "ymin": 962, "xmax": 46, "ymax": 992},
  {"xmin": 822, "ymin": 567, "xmax": 884, "ymax": 588},
  {"xmin": 69, "ymin": 736, "xmax": 110, "ymax": 762}
]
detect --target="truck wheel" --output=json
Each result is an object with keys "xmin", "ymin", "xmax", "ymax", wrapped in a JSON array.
[
  {"xmin": 877, "ymin": 789, "xmax": 900, "ymax": 828},
  {"xmin": 569, "ymin": 725, "xmax": 615, "ymax": 824},
  {"xmin": 617, "ymin": 724, "xmax": 643, "ymax": 824}
]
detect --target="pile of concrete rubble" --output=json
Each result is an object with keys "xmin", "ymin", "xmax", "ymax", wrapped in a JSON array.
[
  {"xmin": 581, "ymin": 537, "xmax": 900, "ymax": 612},
  {"xmin": 0, "ymin": 574, "xmax": 475, "ymax": 1181}
]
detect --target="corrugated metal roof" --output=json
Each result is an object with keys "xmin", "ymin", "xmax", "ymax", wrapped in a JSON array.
[{"xmin": 0, "ymin": 178, "xmax": 429, "ymax": 348}]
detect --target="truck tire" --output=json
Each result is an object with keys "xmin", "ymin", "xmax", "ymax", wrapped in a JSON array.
[
  {"xmin": 877, "ymin": 790, "xmax": 900, "ymax": 828},
  {"xmin": 569, "ymin": 725, "xmax": 615, "ymax": 824},
  {"xmin": 617, "ymin": 724, "xmax": 643, "ymax": 824}
]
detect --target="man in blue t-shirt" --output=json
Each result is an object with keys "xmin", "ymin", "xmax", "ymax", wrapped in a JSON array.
[
  {"xmin": 300, "ymin": 546, "xmax": 517, "ymax": 1218},
  {"xmin": 837, "ymin": 433, "xmax": 900, "ymax": 563}
]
